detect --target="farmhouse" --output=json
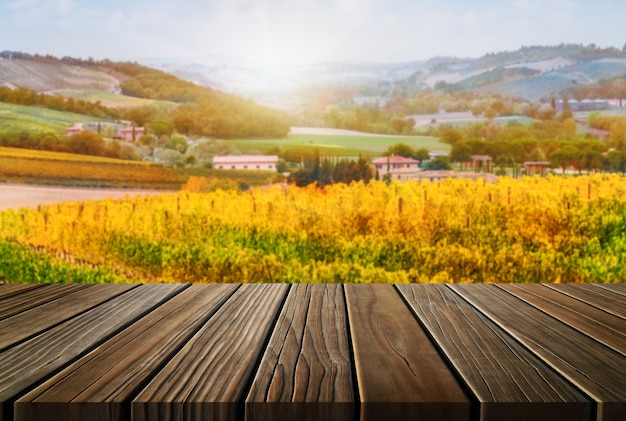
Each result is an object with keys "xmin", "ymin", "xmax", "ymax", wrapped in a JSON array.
[
  {"xmin": 372, "ymin": 155, "xmax": 422, "ymax": 180},
  {"xmin": 213, "ymin": 155, "xmax": 279, "ymax": 171},
  {"xmin": 65, "ymin": 123, "xmax": 83, "ymax": 137},
  {"xmin": 119, "ymin": 127, "xmax": 145, "ymax": 142}
]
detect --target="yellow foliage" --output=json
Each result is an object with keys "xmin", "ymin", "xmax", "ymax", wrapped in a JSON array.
[{"xmin": 2, "ymin": 175, "xmax": 626, "ymax": 283}]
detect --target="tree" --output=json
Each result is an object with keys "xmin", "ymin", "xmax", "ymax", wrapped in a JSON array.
[
  {"xmin": 384, "ymin": 143, "xmax": 414, "ymax": 158},
  {"xmin": 66, "ymin": 131, "xmax": 106, "ymax": 156},
  {"xmin": 413, "ymin": 148, "xmax": 431, "ymax": 163},
  {"xmin": 483, "ymin": 107, "xmax": 497, "ymax": 120},
  {"xmin": 166, "ymin": 134, "xmax": 188, "ymax": 154},
  {"xmin": 149, "ymin": 120, "xmax": 174, "ymax": 138},
  {"xmin": 423, "ymin": 156, "xmax": 452, "ymax": 170},
  {"xmin": 124, "ymin": 106, "xmax": 157, "ymax": 127},
  {"xmin": 562, "ymin": 118, "xmax": 577, "ymax": 140},
  {"xmin": 609, "ymin": 121, "xmax": 626, "ymax": 150},
  {"xmin": 449, "ymin": 142, "xmax": 472, "ymax": 167},
  {"xmin": 439, "ymin": 128, "xmax": 463, "ymax": 145}
]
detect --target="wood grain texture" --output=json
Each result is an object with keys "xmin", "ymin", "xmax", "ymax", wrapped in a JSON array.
[
  {"xmin": 0, "ymin": 284, "xmax": 89, "ymax": 320},
  {"xmin": 0, "ymin": 284, "xmax": 183, "ymax": 421},
  {"xmin": 132, "ymin": 283, "xmax": 289, "ymax": 421},
  {"xmin": 14, "ymin": 284, "xmax": 238, "ymax": 421},
  {"xmin": 0, "ymin": 284, "xmax": 43, "ymax": 300},
  {"xmin": 397, "ymin": 284, "xmax": 590, "ymax": 421},
  {"xmin": 246, "ymin": 284, "xmax": 353, "ymax": 421},
  {"xmin": 344, "ymin": 284, "xmax": 470, "ymax": 421},
  {"xmin": 0, "ymin": 284, "xmax": 135, "ymax": 350},
  {"xmin": 499, "ymin": 284, "xmax": 626, "ymax": 356},
  {"xmin": 545, "ymin": 284, "xmax": 626, "ymax": 319},
  {"xmin": 450, "ymin": 284, "xmax": 626, "ymax": 421},
  {"xmin": 598, "ymin": 284, "xmax": 626, "ymax": 296}
]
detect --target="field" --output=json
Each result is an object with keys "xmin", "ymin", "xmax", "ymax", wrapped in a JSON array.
[
  {"xmin": 60, "ymin": 89, "xmax": 175, "ymax": 109},
  {"xmin": 0, "ymin": 58, "xmax": 118, "ymax": 92},
  {"xmin": 0, "ymin": 146, "xmax": 185, "ymax": 188},
  {"xmin": 231, "ymin": 131, "xmax": 448, "ymax": 156},
  {"xmin": 0, "ymin": 102, "xmax": 97, "ymax": 134},
  {"xmin": 2, "ymin": 174, "xmax": 625, "ymax": 284},
  {"xmin": 0, "ymin": 147, "xmax": 278, "ymax": 189}
]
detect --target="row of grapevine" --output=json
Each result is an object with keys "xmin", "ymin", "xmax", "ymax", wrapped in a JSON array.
[{"xmin": 1, "ymin": 175, "xmax": 625, "ymax": 283}]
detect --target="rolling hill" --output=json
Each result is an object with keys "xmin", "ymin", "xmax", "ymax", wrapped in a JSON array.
[
  {"xmin": 0, "ymin": 51, "xmax": 292, "ymax": 138},
  {"xmin": 145, "ymin": 44, "xmax": 626, "ymax": 104}
]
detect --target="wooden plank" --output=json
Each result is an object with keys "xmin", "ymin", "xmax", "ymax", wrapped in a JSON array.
[
  {"xmin": 132, "ymin": 283, "xmax": 289, "ymax": 421},
  {"xmin": 597, "ymin": 284, "xmax": 626, "ymax": 296},
  {"xmin": 246, "ymin": 284, "xmax": 354, "ymax": 421},
  {"xmin": 0, "ymin": 284, "xmax": 183, "ymax": 421},
  {"xmin": 0, "ymin": 284, "xmax": 90, "ymax": 320},
  {"xmin": 545, "ymin": 284, "xmax": 626, "ymax": 319},
  {"xmin": 15, "ymin": 284, "xmax": 238, "ymax": 421},
  {"xmin": 397, "ymin": 284, "xmax": 591, "ymax": 421},
  {"xmin": 450, "ymin": 284, "xmax": 626, "ymax": 421},
  {"xmin": 0, "ymin": 284, "xmax": 43, "ymax": 300},
  {"xmin": 499, "ymin": 284, "xmax": 626, "ymax": 356},
  {"xmin": 0, "ymin": 284, "xmax": 136, "ymax": 351},
  {"xmin": 344, "ymin": 284, "xmax": 470, "ymax": 421}
]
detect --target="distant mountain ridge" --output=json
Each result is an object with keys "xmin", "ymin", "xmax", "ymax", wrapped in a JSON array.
[
  {"xmin": 144, "ymin": 44, "xmax": 626, "ymax": 103},
  {"xmin": 2, "ymin": 44, "xmax": 626, "ymax": 108}
]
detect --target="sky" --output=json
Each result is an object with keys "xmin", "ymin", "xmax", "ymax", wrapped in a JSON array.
[{"xmin": 2, "ymin": 0, "xmax": 625, "ymax": 66}]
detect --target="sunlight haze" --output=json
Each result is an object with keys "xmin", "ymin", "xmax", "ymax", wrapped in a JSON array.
[{"xmin": 2, "ymin": 0, "xmax": 625, "ymax": 64}]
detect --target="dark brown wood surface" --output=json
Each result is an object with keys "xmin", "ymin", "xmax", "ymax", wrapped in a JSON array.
[
  {"xmin": 545, "ymin": 284, "xmax": 626, "ymax": 319},
  {"xmin": 499, "ymin": 284, "xmax": 626, "ymax": 355},
  {"xmin": 397, "ymin": 284, "xmax": 591, "ymax": 421},
  {"xmin": 246, "ymin": 284, "xmax": 354, "ymax": 421},
  {"xmin": 599, "ymin": 284, "xmax": 626, "ymax": 296},
  {"xmin": 0, "ymin": 284, "xmax": 42, "ymax": 300},
  {"xmin": 0, "ymin": 284, "xmax": 183, "ymax": 421},
  {"xmin": 0, "ymin": 284, "xmax": 136, "ymax": 350},
  {"xmin": 450, "ymin": 284, "xmax": 626, "ymax": 421},
  {"xmin": 0, "ymin": 284, "xmax": 89, "ymax": 320},
  {"xmin": 14, "ymin": 284, "xmax": 238, "ymax": 421},
  {"xmin": 1, "ymin": 283, "xmax": 625, "ymax": 421},
  {"xmin": 132, "ymin": 284, "xmax": 289, "ymax": 421},
  {"xmin": 344, "ymin": 284, "xmax": 471, "ymax": 421}
]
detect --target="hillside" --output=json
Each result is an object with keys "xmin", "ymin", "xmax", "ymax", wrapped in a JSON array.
[
  {"xmin": 0, "ymin": 52, "xmax": 124, "ymax": 97},
  {"xmin": 145, "ymin": 44, "xmax": 626, "ymax": 105},
  {"xmin": 0, "ymin": 51, "xmax": 291, "ymax": 139}
]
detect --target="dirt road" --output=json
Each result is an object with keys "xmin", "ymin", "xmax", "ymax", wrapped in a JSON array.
[{"xmin": 0, "ymin": 184, "xmax": 169, "ymax": 211}]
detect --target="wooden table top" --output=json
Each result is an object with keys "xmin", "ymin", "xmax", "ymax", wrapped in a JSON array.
[{"xmin": 0, "ymin": 283, "xmax": 624, "ymax": 421}]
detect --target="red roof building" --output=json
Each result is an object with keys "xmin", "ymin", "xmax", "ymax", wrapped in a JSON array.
[
  {"xmin": 119, "ymin": 127, "xmax": 145, "ymax": 143},
  {"xmin": 372, "ymin": 155, "xmax": 422, "ymax": 181}
]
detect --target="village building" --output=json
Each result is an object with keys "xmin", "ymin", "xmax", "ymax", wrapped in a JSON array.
[
  {"xmin": 466, "ymin": 155, "xmax": 493, "ymax": 173},
  {"xmin": 213, "ymin": 155, "xmax": 279, "ymax": 171},
  {"xmin": 66, "ymin": 122, "xmax": 141, "ymax": 141},
  {"xmin": 524, "ymin": 161, "xmax": 551, "ymax": 176},
  {"xmin": 372, "ymin": 155, "xmax": 422, "ymax": 180},
  {"xmin": 119, "ymin": 127, "xmax": 145, "ymax": 143},
  {"xmin": 65, "ymin": 123, "xmax": 83, "ymax": 137}
]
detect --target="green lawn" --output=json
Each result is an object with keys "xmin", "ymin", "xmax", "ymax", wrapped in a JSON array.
[
  {"xmin": 0, "ymin": 102, "xmax": 97, "ymax": 134},
  {"xmin": 230, "ymin": 133, "xmax": 449, "ymax": 156}
]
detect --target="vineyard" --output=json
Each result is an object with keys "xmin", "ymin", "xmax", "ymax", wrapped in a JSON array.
[{"xmin": 1, "ymin": 175, "xmax": 626, "ymax": 284}]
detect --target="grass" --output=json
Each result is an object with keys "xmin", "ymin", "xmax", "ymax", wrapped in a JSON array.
[
  {"xmin": 230, "ymin": 133, "xmax": 449, "ymax": 156},
  {"xmin": 0, "ymin": 102, "xmax": 98, "ymax": 134}
]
